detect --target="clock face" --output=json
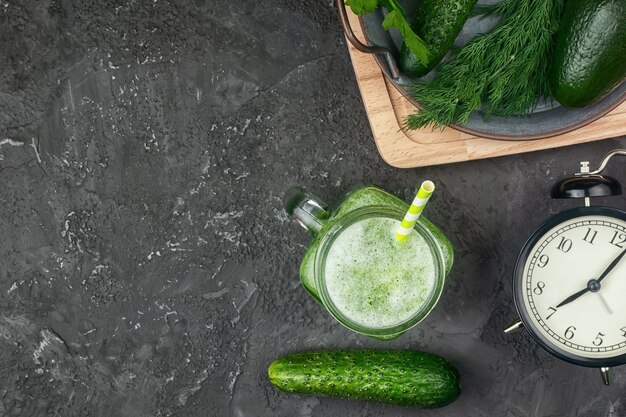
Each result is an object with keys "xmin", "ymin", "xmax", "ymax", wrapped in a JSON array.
[{"xmin": 515, "ymin": 207, "xmax": 626, "ymax": 366}]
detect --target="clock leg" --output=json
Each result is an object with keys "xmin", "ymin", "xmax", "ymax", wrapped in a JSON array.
[
  {"xmin": 503, "ymin": 320, "xmax": 524, "ymax": 334},
  {"xmin": 600, "ymin": 367, "xmax": 610, "ymax": 385}
]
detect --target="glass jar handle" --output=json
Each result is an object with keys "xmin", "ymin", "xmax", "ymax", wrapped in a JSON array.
[{"xmin": 283, "ymin": 187, "xmax": 330, "ymax": 235}]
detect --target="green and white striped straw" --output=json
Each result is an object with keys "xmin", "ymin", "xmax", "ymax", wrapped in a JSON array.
[{"xmin": 395, "ymin": 181, "xmax": 435, "ymax": 242}]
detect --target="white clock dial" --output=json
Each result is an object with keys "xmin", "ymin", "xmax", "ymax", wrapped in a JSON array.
[{"xmin": 522, "ymin": 215, "xmax": 626, "ymax": 359}]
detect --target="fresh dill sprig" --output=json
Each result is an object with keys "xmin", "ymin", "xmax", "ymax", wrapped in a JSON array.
[{"xmin": 404, "ymin": 0, "xmax": 564, "ymax": 131}]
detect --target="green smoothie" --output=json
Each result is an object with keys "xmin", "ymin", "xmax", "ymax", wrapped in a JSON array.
[
  {"xmin": 324, "ymin": 216, "xmax": 436, "ymax": 328},
  {"xmin": 286, "ymin": 185, "xmax": 453, "ymax": 339}
]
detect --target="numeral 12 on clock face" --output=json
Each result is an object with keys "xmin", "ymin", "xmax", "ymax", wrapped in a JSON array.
[{"xmin": 522, "ymin": 216, "xmax": 626, "ymax": 359}]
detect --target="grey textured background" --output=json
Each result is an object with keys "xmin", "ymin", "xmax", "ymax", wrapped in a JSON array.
[{"xmin": 1, "ymin": 1, "xmax": 626, "ymax": 416}]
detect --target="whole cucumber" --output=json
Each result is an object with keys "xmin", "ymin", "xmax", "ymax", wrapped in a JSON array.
[
  {"xmin": 399, "ymin": 0, "xmax": 477, "ymax": 78},
  {"xmin": 268, "ymin": 349, "xmax": 461, "ymax": 408},
  {"xmin": 549, "ymin": 0, "xmax": 626, "ymax": 107}
]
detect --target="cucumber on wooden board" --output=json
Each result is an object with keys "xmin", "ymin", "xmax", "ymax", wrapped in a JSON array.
[
  {"xmin": 268, "ymin": 350, "xmax": 461, "ymax": 408},
  {"xmin": 399, "ymin": 0, "xmax": 477, "ymax": 78},
  {"xmin": 549, "ymin": 0, "xmax": 626, "ymax": 107}
]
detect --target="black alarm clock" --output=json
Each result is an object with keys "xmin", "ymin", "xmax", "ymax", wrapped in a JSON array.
[{"xmin": 507, "ymin": 149, "xmax": 626, "ymax": 385}]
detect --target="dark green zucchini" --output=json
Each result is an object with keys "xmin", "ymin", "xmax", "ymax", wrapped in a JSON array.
[{"xmin": 399, "ymin": 0, "xmax": 477, "ymax": 77}]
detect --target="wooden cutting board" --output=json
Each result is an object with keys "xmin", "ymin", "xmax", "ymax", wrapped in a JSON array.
[{"xmin": 344, "ymin": 10, "xmax": 626, "ymax": 168}]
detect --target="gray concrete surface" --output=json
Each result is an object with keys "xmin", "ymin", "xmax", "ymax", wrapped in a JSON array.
[{"xmin": 1, "ymin": 1, "xmax": 626, "ymax": 416}]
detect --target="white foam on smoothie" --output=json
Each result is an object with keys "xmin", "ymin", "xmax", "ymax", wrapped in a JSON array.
[{"xmin": 324, "ymin": 217, "xmax": 437, "ymax": 329}]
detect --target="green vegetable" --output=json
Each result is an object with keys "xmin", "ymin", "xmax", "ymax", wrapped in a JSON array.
[
  {"xmin": 405, "ymin": 0, "xmax": 564, "ymax": 130},
  {"xmin": 549, "ymin": 0, "xmax": 626, "ymax": 108},
  {"xmin": 268, "ymin": 349, "xmax": 461, "ymax": 408},
  {"xmin": 400, "ymin": 0, "xmax": 477, "ymax": 78},
  {"xmin": 346, "ymin": 0, "xmax": 431, "ymax": 66}
]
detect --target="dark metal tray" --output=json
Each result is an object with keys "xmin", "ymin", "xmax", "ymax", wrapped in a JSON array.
[{"xmin": 337, "ymin": 0, "xmax": 626, "ymax": 140}]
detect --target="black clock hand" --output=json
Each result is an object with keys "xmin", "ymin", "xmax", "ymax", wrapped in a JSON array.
[
  {"xmin": 556, "ymin": 287, "xmax": 589, "ymax": 308},
  {"xmin": 555, "ymin": 247, "xmax": 626, "ymax": 308},
  {"xmin": 597, "ymin": 247, "xmax": 626, "ymax": 283}
]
